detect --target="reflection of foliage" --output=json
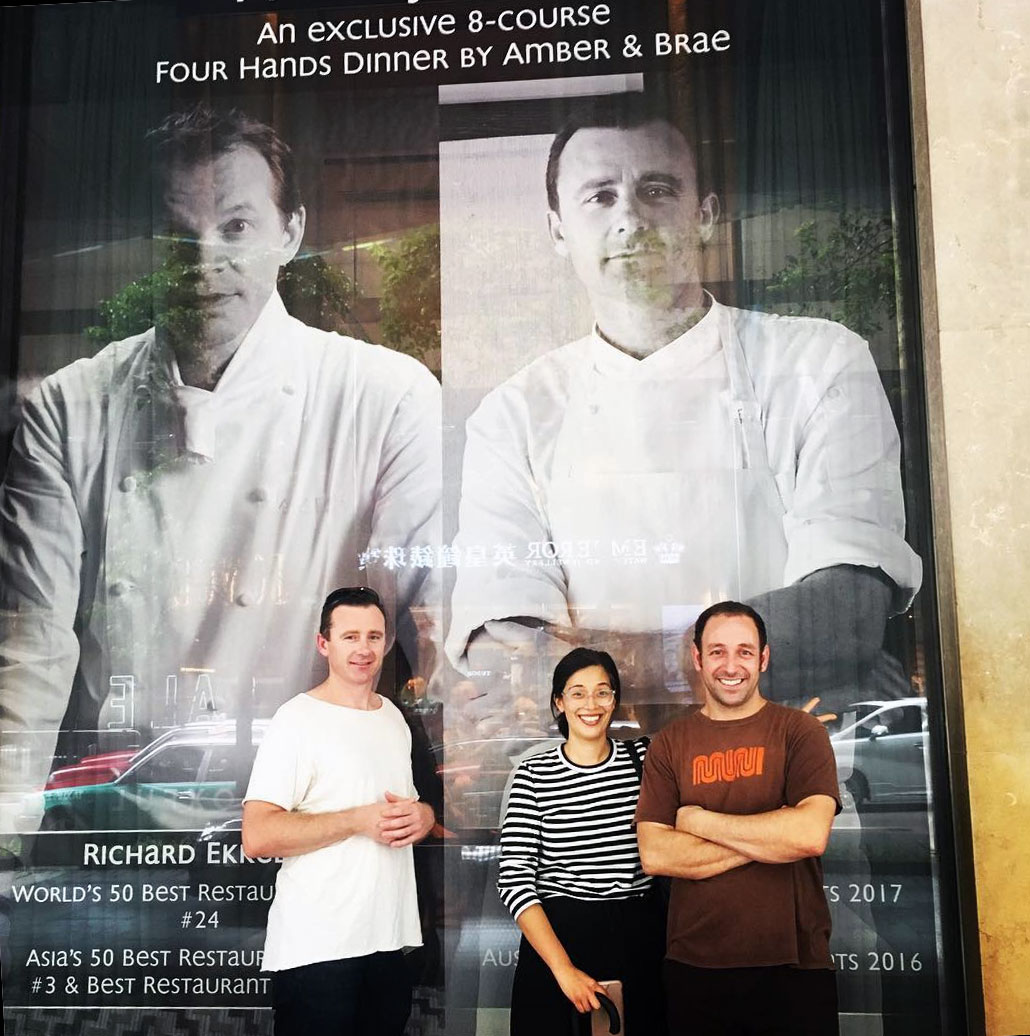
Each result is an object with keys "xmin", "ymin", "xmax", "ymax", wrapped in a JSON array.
[
  {"xmin": 85, "ymin": 260, "xmax": 204, "ymax": 347},
  {"xmin": 764, "ymin": 211, "xmax": 896, "ymax": 341},
  {"xmin": 370, "ymin": 226, "xmax": 441, "ymax": 373},
  {"xmin": 277, "ymin": 254, "xmax": 359, "ymax": 333},
  {"xmin": 84, "ymin": 255, "xmax": 358, "ymax": 346},
  {"xmin": 85, "ymin": 233, "xmax": 443, "ymax": 375}
]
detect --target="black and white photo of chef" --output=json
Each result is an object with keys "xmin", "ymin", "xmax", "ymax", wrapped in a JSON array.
[
  {"xmin": 441, "ymin": 88, "xmax": 921, "ymax": 728},
  {"xmin": 0, "ymin": 104, "xmax": 442, "ymax": 824}
]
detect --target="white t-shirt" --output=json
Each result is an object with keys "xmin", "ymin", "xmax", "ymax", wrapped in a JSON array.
[{"xmin": 244, "ymin": 692, "xmax": 423, "ymax": 971}]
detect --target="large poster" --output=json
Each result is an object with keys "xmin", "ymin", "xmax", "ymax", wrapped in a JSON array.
[{"xmin": 0, "ymin": 1, "xmax": 960, "ymax": 1034}]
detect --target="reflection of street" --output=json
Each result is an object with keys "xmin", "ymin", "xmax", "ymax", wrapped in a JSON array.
[
  {"xmin": 829, "ymin": 805, "xmax": 930, "ymax": 863},
  {"xmin": 433, "ymin": 700, "xmax": 942, "ymax": 1036},
  {"xmin": 5, "ymin": 863, "xmax": 272, "ymax": 1008},
  {"xmin": 8, "ymin": 704, "xmax": 938, "ymax": 1034},
  {"xmin": 5, "ymin": 800, "xmax": 940, "ymax": 1035},
  {"xmin": 437, "ymin": 738, "xmax": 556, "ymax": 837},
  {"xmin": 30, "ymin": 722, "xmax": 265, "ymax": 834},
  {"xmin": 827, "ymin": 805, "xmax": 939, "ymax": 1036},
  {"xmin": 831, "ymin": 700, "xmax": 929, "ymax": 811}
]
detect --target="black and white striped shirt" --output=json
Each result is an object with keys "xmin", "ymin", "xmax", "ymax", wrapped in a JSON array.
[{"xmin": 498, "ymin": 738, "xmax": 652, "ymax": 920}]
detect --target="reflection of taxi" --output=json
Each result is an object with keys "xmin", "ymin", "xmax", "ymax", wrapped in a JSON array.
[
  {"xmin": 40, "ymin": 722, "xmax": 266, "ymax": 832},
  {"xmin": 45, "ymin": 750, "xmax": 138, "ymax": 790},
  {"xmin": 830, "ymin": 699, "xmax": 928, "ymax": 809}
]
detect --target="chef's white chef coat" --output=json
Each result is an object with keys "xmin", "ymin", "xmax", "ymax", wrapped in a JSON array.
[
  {"xmin": 0, "ymin": 292, "xmax": 441, "ymax": 791},
  {"xmin": 446, "ymin": 298, "xmax": 921, "ymax": 670}
]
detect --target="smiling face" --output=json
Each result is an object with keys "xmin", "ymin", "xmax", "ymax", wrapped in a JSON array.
[
  {"xmin": 316, "ymin": 604, "xmax": 386, "ymax": 691},
  {"xmin": 691, "ymin": 613, "xmax": 770, "ymax": 719},
  {"xmin": 157, "ymin": 144, "xmax": 304, "ymax": 355},
  {"xmin": 547, "ymin": 121, "xmax": 716, "ymax": 312},
  {"xmin": 555, "ymin": 664, "xmax": 617, "ymax": 744}
]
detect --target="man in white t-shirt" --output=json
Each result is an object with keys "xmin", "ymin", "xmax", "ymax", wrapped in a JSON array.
[{"xmin": 243, "ymin": 586, "xmax": 435, "ymax": 1035}]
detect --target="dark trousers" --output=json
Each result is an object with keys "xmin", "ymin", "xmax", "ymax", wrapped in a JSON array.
[
  {"xmin": 664, "ymin": 959, "xmax": 840, "ymax": 1036},
  {"xmin": 510, "ymin": 893, "xmax": 668, "ymax": 1036},
  {"xmin": 271, "ymin": 950, "xmax": 413, "ymax": 1036}
]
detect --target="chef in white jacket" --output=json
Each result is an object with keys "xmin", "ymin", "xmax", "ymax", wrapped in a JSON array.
[
  {"xmin": 0, "ymin": 108, "xmax": 441, "ymax": 809},
  {"xmin": 446, "ymin": 94, "xmax": 920, "ymax": 717}
]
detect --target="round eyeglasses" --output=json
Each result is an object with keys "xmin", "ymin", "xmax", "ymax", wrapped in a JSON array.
[{"xmin": 562, "ymin": 688, "xmax": 615, "ymax": 705}]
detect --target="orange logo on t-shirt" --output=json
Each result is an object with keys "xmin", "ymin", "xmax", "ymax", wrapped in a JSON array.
[{"xmin": 692, "ymin": 746, "xmax": 765, "ymax": 784}]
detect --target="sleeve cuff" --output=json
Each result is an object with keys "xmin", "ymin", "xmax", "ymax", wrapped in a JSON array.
[
  {"xmin": 783, "ymin": 519, "xmax": 923, "ymax": 613},
  {"xmin": 445, "ymin": 576, "xmax": 573, "ymax": 671},
  {"xmin": 509, "ymin": 894, "xmax": 542, "ymax": 922}
]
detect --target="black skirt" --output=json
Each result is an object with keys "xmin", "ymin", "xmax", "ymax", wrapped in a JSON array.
[{"xmin": 509, "ymin": 891, "xmax": 667, "ymax": 1036}]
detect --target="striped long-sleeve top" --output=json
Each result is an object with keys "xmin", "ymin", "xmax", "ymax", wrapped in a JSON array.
[{"xmin": 498, "ymin": 738, "xmax": 652, "ymax": 920}]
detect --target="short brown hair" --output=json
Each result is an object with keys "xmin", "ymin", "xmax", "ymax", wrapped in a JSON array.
[
  {"xmin": 692, "ymin": 601, "xmax": 767, "ymax": 653},
  {"xmin": 147, "ymin": 105, "xmax": 301, "ymax": 223},
  {"xmin": 319, "ymin": 587, "xmax": 386, "ymax": 637}
]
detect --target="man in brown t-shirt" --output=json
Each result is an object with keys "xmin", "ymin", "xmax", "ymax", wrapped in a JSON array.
[{"xmin": 636, "ymin": 601, "xmax": 841, "ymax": 1036}]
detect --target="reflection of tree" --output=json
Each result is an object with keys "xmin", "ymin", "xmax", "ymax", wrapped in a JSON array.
[
  {"xmin": 85, "ymin": 234, "xmax": 442, "ymax": 378},
  {"xmin": 277, "ymin": 254, "xmax": 359, "ymax": 333},
  {"xmin": 764, "ymin": 210, "xmax": 895, "ymax": 341},
  {"xmin": 370, "ymin": 225, "xmax": 441, "ymax": 375},
  {"xmin": 85, "ymin": 258, "xmax": 205, "ymax": 348},
  {"xmin": 84, "ymin": 253, "xmax": 360, "ymax": 346}
]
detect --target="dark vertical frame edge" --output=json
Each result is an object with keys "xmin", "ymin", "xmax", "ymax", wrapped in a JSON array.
[
  {"xmin": 0, "ymin": 5, "xmax": 32, "ymax": 468},
  {"xmin": 890, "ymin": 0, "xmax": 986, "ymax": 1032}
]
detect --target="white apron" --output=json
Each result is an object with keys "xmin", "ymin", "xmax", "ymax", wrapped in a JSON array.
[{"xmin": 546, "ymin": 304, "xmax": 787, "ymax": 635}]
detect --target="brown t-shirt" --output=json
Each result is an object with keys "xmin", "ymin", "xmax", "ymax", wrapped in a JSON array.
[{"xmin": 636, "ymin": 701, "xmax": 841, "ymax": 969}]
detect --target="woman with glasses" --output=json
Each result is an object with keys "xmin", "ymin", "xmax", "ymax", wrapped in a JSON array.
[{"xmin": 498, "ymin": 647, "xmax": 667, "ymax": 1036}]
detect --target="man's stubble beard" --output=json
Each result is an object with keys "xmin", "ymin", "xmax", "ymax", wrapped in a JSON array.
[{"xmin": 607, "ymin": 239, "xmax": 705, "ymax": 315}]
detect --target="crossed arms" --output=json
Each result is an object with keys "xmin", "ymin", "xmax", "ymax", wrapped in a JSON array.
[{"xmin": 637, "ymin": 794, "xmax": 837, "ymax": 881}]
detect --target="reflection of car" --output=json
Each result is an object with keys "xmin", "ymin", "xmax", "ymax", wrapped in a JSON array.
[
  {"xmin": 830, "ymin": 699, "xmax": 928, "ymax": 809},
  {"xmin": 436, "ymin": 737, "xmax": 558, "ymax": 838},
  {"xmin": 40, "ymin": 722, "xmax": 266, "ymax": 831},
  {"xmin": 45, "ymin": 750, "xmax": 138, "ymax": 790}
]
